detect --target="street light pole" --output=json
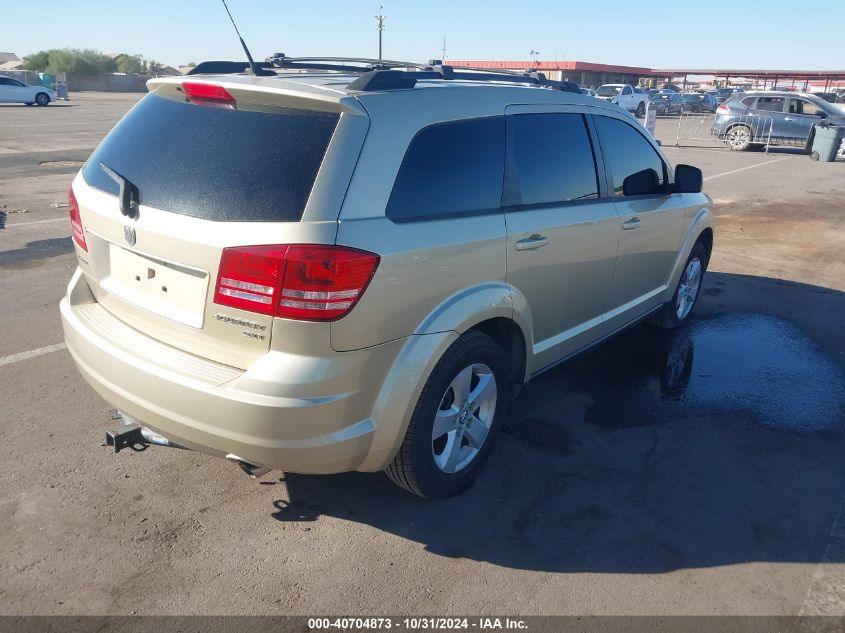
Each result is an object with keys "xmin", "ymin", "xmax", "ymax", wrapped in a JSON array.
[{"xmin": 375, "ymin": 6, "xmax": 385, "ymax": 60}]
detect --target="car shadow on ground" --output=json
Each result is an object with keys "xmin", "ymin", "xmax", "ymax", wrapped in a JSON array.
[
  {"xmin": 272, "ymin": 272, "xmax": 845, "ymax": 573},
  {"xmin": 0, "ymin": 236, "xmax": 73, "ymax": 268}
]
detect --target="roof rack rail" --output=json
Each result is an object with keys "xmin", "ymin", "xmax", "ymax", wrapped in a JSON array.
[
  {"xmin": 346, "ymin": 64, "xmax": 582, "ymax": 93},
  {"xmin": 266, "ymin": 54, "xmax": 425, "ymax": 72},
  {"xmin": 186, "ymin": 55, "xmax": 582, "ymax": 94}
]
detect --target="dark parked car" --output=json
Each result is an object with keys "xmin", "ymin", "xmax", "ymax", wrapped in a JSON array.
[
  {"xmin": 649, "ymin": 92, "xmax": 685, "ymax": 116},
  {"xmin": 712, "ymin": 91, "xmax": 845, "ymax": 151},
  {"xmin": 682, "ymin": 93, "xmax": 716, "ymax": 113},
  {"xmin": 815, "ymin": 92, "xmax": 837, "ymax": 103},
  {"xmin": 714, "ymin": 87, "xmax": 745, "ymax": 104}
]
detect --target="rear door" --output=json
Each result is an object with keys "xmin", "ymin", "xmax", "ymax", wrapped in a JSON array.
[
  {"xmin": 751, "ymin": 95, "xmax": 788, "ymax": 140},
  {"xmin": 591, "ymin": 109, "xmax": 686, "ymax": 329},
  {"xmin": 503, "ymin": 105, "xmax": 620, "ymax": 370},
  {"xmin": 71, "ymin": 83, "xmax": 364, "ymax": 369}
]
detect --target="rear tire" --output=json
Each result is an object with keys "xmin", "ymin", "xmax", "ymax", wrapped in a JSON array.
[
  {"xmin": 385, "ymin": 331, "xmax": 507, "ymax": 498},
  {"xmin": 726, "ymin": 125, "xmax": 752, "ymax": 151},
  {"xmin": 635, "ymin": 102, "xmax": 645, "ymax": 118},
  {"xmin": 647, "ymin": 242, "xmax": 708, "ymax": 330}
]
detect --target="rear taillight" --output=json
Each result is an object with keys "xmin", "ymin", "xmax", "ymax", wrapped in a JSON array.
[
  {"xmin": 68, "ymin": 185, "xmax": 87, "ymax": 252},
  {"xmin": 181, "ymin": 82, "xmax": 236, "ymax": 109},
  {"xmin": 716, "ymin": 103, "xmax": 730, "ymax": 113},
  {"xmin": 214, "ymin": 245, "xmax": 380, "ymax": 322}
]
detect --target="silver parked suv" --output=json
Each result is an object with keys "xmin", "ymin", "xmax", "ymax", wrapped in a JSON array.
[{"xmin": 61, "ymin": 58, "xmax": 714, "ymax": 498}]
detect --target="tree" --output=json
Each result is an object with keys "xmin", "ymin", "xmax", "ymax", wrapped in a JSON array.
[
  {"xmin": 21, "ymin": 50, "xmax": 50, "ymax": 72},
  {"xmin": 115, "ymin": 53, "xmax": 144, "ymax": 74},
  {"xmin": 46, "ymin": 49, "xmax": 117, "ymax": 75},
  {"xmin": 22, "ymin": 48, "xmax": 117, "ymax": 75},
  {"xmin": 144, "ymin": 59, "xmax": 163, "ymax": 74}
]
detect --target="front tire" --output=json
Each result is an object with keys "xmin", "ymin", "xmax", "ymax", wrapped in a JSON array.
[
  {"xmin": 386, "ymin": 331, "xmax": 507, "ymax": 498},
  {"xmin": 635, "ymin": 102, "xmax": 645, "ymax": 118},
  {"xmin": 35, "ymin": 92, "xmax": 50, "ymax": 106},
  {"xmin": 647, "ymin": 242, "xmax": 708, "ymax": 330}
]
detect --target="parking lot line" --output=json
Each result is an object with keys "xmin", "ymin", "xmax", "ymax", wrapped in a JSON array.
[
  {"xmin": 7, "ymin": 217, "xmax": 68, "ymax": 227},
  {"xmin": 703, "ymin": 157, "xmax": 792, "ymax": 182},
  {"xmin": 799, "ymin": 493, "xmax": 845, "ymax": 615},
  {"xmin": 0, "ymin": 343, "xmax": 66, "ymax": 367}
]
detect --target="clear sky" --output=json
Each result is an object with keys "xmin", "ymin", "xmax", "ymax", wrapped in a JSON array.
[{"xmin": 2, "ymin": 0, "xmax": 841, "ymax": 71}]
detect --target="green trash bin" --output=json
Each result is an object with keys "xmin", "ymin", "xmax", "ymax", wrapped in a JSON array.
[
  {"xmin": 38, "ymin": 73, "xmax": 55, "ymax": 90},
  {"xmin": 810, "ymin": 121, "xmax": 845, "ymax": 162}
]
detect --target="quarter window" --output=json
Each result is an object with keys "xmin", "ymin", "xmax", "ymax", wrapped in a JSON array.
[
  {"xmin": 386, "ymin": 117, "xmax": 505, "ymax": 222},
  {"xmin": 503, "ymin": 113, "xmax": 599, "ymax": 207},
  {"xmin": 594, "ymin": 115, "xmax": 666, "ymax": 197}
]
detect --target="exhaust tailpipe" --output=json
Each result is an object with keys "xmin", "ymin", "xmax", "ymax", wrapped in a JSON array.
[{"xmin": 225, "ymin": 454, "xmax": 271, "ymax": 479}]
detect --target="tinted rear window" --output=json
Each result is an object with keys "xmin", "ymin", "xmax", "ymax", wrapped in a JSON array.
[
  {"xmin": 82, "ymin": 93, "xmax": 339, "ymax": 222},
  {"xmin": 386, "ymin": 117, "xmax": 505, "ymax": 222}
]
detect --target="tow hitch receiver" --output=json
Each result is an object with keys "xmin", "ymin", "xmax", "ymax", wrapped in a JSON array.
[
  {"xmin": 105, "ymin": 422, "xmax": 145, "ymax": 453},
  {"xmin": 105, "ymin": 410, "xmax": 182, "ymax": 453}
]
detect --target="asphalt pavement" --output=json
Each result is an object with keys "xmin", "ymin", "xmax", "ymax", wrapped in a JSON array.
[{"xmin": 1, "ymin": 93, "xmax": 844, "ymax": 616}]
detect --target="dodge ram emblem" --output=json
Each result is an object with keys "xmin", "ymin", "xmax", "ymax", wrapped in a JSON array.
[{"xmin": 123, "ymin": 225, "xmax": 136, "ymax": 246}]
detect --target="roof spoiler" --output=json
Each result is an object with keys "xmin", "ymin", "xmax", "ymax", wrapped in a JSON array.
[{"xmin": 188, "ymin": 60, "xmax": 276, "ymax": 75}]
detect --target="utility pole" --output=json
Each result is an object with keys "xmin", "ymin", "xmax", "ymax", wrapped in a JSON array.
[
  {"xmin": 375, "ymin": 6, "xmax": 385, "ymax": 60},
  {"xmin": 442, "ymin": 35, "xmax": 446, "ymax": 61}
]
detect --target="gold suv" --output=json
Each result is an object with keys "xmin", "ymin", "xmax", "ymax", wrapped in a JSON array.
[{"xmin": 60, "ymin": 61, "xmax": 713, "ymax": 497}]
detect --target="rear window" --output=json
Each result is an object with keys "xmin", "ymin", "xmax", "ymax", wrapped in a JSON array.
[{"xmin": 82, "ymin": 93, "xmax": 339, "ymax": 222}]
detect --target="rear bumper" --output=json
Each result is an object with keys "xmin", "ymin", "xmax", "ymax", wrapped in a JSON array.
[{"xmin": 60, "ymin": 269, "xmax": 411, "ymax": 474}]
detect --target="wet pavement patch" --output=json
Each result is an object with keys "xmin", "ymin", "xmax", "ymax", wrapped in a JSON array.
[{"xmin": 524, "ymin": 313, "xmax": 845, "ymax": 436}]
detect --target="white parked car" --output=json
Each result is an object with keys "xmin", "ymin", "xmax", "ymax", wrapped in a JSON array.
[
  {"xmin": 593, "ymin": 83, "xmax": 648, "ymax": 118},
  {"xmin": 0, "ymin": 75, "xmax": 56, "ymax": 106}
]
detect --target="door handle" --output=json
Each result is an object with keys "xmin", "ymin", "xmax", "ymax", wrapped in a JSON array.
[
  {"xmin": 784, "ymin": 117, "xmax": 795, "ymax": 121},
  {"xmin": 622, "ymin": 218, "xmax": 642, "ymax": 230},
  {"xmin": 514, "ymin": 234, "xmax": 549, "ymax": 251}
]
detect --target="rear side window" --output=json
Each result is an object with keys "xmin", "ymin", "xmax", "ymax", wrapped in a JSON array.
[
  {"xmin": 82, "ymin": 93, "xmax": 339, "ymax": 222},
  {"xmin": 594, "ymin": 115, "xmax": 666, "ymax": 196},
  {"xmin": 386, "ymin": 117, "xmax": 505, "ymax": 222},
  {"xmin": 753, "ymin": 97, "xmax": 785, "ymax": 112},
  {"xmin": 504, "ymin": 113, "xmax": 599, "ymax": 207}
]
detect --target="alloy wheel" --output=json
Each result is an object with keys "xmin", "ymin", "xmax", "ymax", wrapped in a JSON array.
[
  {"xmin": 727, "ymin": 127, "xmax": 750, "ymax": 150},
  {"xmin": 431, "ymin": 363, "xmax": 497, "ymax": 474},
  {"xmin": 676, "ymin": 257, "xmax": 702, "ymax": 320}
]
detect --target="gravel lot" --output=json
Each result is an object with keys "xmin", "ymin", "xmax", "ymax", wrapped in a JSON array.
[{"xmin": 1, "ymin": 92, "xmax": 844, "ymax": 617}]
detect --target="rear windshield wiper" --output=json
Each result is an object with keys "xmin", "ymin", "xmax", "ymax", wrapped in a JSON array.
[{"xmin": 100, "ymin": 162, "xmax": 140, "ymax": 218}]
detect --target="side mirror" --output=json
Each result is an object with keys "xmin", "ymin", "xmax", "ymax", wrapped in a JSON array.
[
  {"xmin": 817, "ymin": 111, "xmax": 828, "ymax": 119},
  {"xmin": 623, "ymin": 168, "xmax": 660, "ymax": 196},
  {"xmin": 673, "ymin": 164, "xmax": 703, "ymax": 193}
]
